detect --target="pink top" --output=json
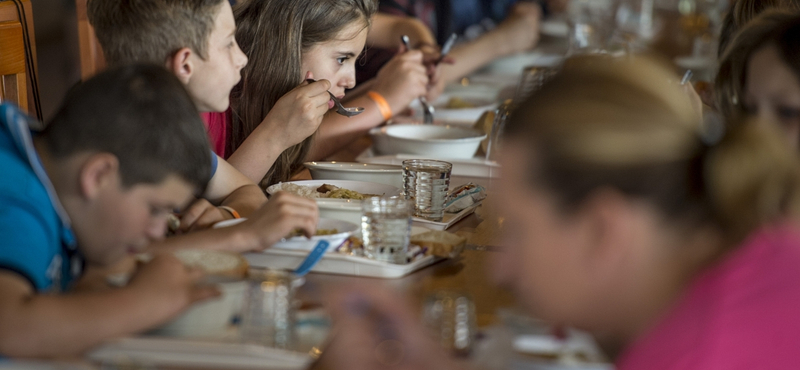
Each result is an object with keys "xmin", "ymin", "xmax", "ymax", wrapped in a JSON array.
[
  {"xmin": 617, "ymin": 224, "xmax": 800, "ymax": 370},
  {"xmin": 200, "ymin": 111, "xmax": 230, "ymax": 158}
]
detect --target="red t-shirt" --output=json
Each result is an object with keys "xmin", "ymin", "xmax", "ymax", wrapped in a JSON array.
[
  {"xmin": 200, "ymin": 111, "xmax": 230, "ymax": 158},
  {"xmin": 617, "ymin": 223, "xmax": 800, "ymax": 369}
]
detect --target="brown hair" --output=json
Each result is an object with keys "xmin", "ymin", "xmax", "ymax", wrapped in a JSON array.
[
  {"xmin": 506, "ymin": 55, "xmax": 800, "ymax": 242},
  {"xmin": 87, "ymin": 0, "xmax": 224, "ymax": 66},
  {"xmin": 230, "ymin": 0, "xmax": 376, "ymax": 188},
  {"xmin": 715, "ymin": 12, "xmax": 800, "ymax": 120},
  {"xmin": 719, "ymin": 0, "xmax": 800, "ymax": 57}
]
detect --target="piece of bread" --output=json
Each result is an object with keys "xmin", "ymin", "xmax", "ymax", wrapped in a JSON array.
[
  {"xmin": 410, "ymin": 231, "xmax": 467, "ymax": 258},
  {"xmin": 171, "ymin": 249, "xmax": 249, "ymax": 280}
]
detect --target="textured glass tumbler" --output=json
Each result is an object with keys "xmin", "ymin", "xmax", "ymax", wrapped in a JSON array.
[
  {"xmin": 422, "ymin": 291, "xmax": 477, "ymax": 357},
  {"xmin": 402, "ymin": 159, "xmax": 452, "ymax": 222},
  {"xmin": 361, "ymin": 197, "xmax": 412, "ymax": 264},
  {"xmin": 239, "ymin": 269, "xmax": 295, "ymax": 349}
]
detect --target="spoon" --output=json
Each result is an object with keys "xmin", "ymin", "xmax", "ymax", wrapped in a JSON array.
[
  {"xmin": 401, "ymin": 36, "xmax": 435, "ymax": 124},
  {"xmin": 306, "ymin": 79, "xmax": 364, "ymax": 117},
  {"xmin": 294, "ymin": 240, "xmax": 330, "ymax": 277},
  {"xmin": 681, "ymin": 70, "xmax": 693, "ymax": 85}
]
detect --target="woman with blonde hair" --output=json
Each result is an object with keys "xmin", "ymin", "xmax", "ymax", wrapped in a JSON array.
[{"xmin": 313, "ymin": 55, "xmax": 800, "ymax": 370}]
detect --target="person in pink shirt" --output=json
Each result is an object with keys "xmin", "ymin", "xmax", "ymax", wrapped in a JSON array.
[{"xmin": 310, "ymin": 55, "xmax": 800, "ymax": 370}]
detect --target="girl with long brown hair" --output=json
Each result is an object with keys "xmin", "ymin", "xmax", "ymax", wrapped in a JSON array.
[{"xmin": 224, "ymin": 0, "xmax": 430, "ymax": 188}]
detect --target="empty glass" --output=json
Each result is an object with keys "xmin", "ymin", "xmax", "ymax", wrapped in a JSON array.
[
  {"xmin": 361, "ymin": 197, "xmax": 412, "ymax": 264},
  {"xmin": 240, "ymin": 269, "xmax": 295, "ymax": 349},
  {"xmin": 567, "ymin": 0, "xmax": 616, "ymax": 55},
  {"xmin": 403, "ymin": 159, "xmax": 452, "ymax": 222},
  {"xmin": 422, "ymin": 291, "xmax": 477, "ymax": 357}
]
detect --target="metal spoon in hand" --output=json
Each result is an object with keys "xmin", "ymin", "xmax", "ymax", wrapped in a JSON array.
[{"xmin": 306, "ymin": 79, "xmax": 364, "ymax": 117}]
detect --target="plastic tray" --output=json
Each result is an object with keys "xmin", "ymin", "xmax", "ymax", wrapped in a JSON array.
[
  {"xmin": 88, "ymin": 336, "xmax": 313, "ymax": 369},
  {"xmin": 244, "ymin": 249, "xmax": 444, "ymax": 279}
]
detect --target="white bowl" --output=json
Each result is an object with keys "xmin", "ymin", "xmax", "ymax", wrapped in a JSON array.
[
  {"xmin": 152, "ymin": 281, "xmax": 247, "ymax": 338},
  {"xmin": 272, "ymin": 218, "xmax": 358, "ymax": 252},
  {"xmin": 266, "ymin": 180, "xmax": 403, "ymax": 225},
  {"xmin": 304, "ymin": 161, "xmax": 403, "ymax": 188},
  {"xmin": 371, "ymin": 124, "xmax": 486, "ymax": 159},
  {"xmin": 409, "ymin": 92, "xmax": 498, "ymax": 123}
]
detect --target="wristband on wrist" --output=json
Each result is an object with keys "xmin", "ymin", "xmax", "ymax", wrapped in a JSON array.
[
  {"xmin": 218, "ymin": 206, "xmax": 241, "ymax": 219},
  {"xmin": 367, "ymin": 91, "xmax": 393, "ymax": 121}
]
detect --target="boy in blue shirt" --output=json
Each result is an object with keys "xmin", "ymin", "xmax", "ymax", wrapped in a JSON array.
[{"xmin": 0, "ymin": 65, "xmax": 219, "ymax": 357}]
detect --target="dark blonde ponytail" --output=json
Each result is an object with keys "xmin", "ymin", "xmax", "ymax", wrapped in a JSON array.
[{"xmin": 706, "ymin": 119, "xmax": 800, "ymax": 239}]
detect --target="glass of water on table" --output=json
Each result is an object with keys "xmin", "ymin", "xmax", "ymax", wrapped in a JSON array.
[
  {"xmin": 403, "ymin": 159, "xmax": 452, "ymax": 222},
  {"xmin": 361, "ymin": 197, "xmax": 413, "ymax": 264}
]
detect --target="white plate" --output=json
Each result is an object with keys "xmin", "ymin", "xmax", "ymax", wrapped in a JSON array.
[
  {"xmin": 266, "ymin": 180, "xmax": 403, "ymax": 225},
  {"xmin": 371, "ymin": 124, "xmax": 486, "ymax": 159},
  {"xmin": 304, "ymin": 161, "xmax": 403, "ymax": 188},
  {"xmin": 541, "ymin": 18, "xmax": 569, "ymax": 37},
  {"xmin": 409, "ymin": 91, "xmax": 498, "ymax": 123},
  {"xmin": 272, "ymin": 218, "xmax": 358, "ymax": 252},
  {"xmin": 357, "ymin": 147, "xmax": 501, "ymax": 179}
]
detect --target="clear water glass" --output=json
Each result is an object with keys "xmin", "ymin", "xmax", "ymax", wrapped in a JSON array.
[
  {"xmin": 567, "ymin": 0, "xmax": 615, "ymax": 56},
  {"xmin": 240, "ymin": 269, "xmax": 295, "ymax": 349},
  {"xmin": 422, "ymin": 291, "xmax": 477, "ymax": 357},
  {"xmin": 361, "ymin": 197, "xmax": 412, "ymax": 264},
  {"xmin": 402, "ymin": 159, "xmax": 452, "ymax": 222}
]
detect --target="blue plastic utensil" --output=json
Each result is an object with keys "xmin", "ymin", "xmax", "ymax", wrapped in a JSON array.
[{"xmin": 293, "ymin": 240, "xmax": 330, "ymax": 277}]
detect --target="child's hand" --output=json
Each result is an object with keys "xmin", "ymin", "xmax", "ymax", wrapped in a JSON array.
[
  {"xmin": 127, "ymin": 253, "xmax": 220, "ymax": 320},
  {"xmin": 261, "ymin": 77, "xmax": 331, "ymax": 151},
  {"xmin": 236, "ymin": 191, "xmax": 319, "ymax": 250},
  {"xmin": 372, "ymin": 49, "xmax": 430, "ymax": 114},
  {"xmin": 177, "ymin": 198, "xmax": 231, "ymax": 232}
]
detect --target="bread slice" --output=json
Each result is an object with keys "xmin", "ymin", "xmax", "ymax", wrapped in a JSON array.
[
  {"xmin": 410, "ymin": 231, "xmax": 467, "ymax": 258},
  {"xmin": 171, "ymin": 249, "xmax": 249, "ymax": 280}
]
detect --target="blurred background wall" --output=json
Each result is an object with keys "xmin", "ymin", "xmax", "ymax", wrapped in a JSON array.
[{"xmin": 31, "ymin": 0, "xmax": 82, "ymax": 121}]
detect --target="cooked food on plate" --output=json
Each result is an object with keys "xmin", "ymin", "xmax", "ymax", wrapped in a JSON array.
[
  {"xmin": 285, "ymin": 228, "xmax": 340, "ymax": 238},
  {"xmin": 446, "ymin": 96, "xmax": 478, "ymax": 109},
  {"xmin": 275, "ymin": 183, "xmax": 378, "ymax": 200}
]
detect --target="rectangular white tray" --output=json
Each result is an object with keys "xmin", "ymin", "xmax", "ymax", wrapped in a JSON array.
[
  {"xmin": 413, "ymin": 202, "xmax": 481, "ymax": 230},
  {"xmin": 244, "ymin": 249, "xmax": 443, "ymax": 279},
  {"xmin": 356, "ymin": 147, "xmax": 501, "ymax": 179},
  {"xmin": 88, "ymin": 336, "xmax": 313, "ymax": 370}
]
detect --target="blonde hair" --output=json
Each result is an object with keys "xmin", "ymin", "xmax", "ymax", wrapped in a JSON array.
[{"xmin": 506, "ymin": 55, "xmax": 800, "ymax": 241}]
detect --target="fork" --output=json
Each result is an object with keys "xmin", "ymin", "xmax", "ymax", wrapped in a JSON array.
[{"xmin": 306, "ymin": 79, "xmax": 364, "ymax": 117}]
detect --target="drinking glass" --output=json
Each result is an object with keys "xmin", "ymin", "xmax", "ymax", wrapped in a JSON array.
[
  {"xmin": 361, "ymin": 197, "xmax": 412, "ymax": 264},
  {"xmin": 567, "ymin": 0, "xmax": 616, "ymax": 56},
  {"xmin": 422, "ymin": 291, "xmax": 477, "ymax": 357},
  {"xmin": 402, "ymin": 159, "xmax": 452, "ymax": 222},
  {"xmin": 239, "ymin": 269, "xmax": 295, "ymax": 349}
]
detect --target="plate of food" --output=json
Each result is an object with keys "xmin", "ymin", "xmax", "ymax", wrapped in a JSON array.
[
  {"xmin": 266, "ymin": 180, "xmax": 403, "ymax": 225},
  {"xmin": 272, "ymin": 218, "xmax": 359, "ymax": 252}
]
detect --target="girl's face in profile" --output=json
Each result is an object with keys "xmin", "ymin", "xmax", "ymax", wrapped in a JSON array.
[
  {"xmin": 301, "ymin": 21, "xmax": 369, "ymax": 100},
  {"xmin": 745, "ymin": 44, "xmax": 800, "ymax": 148}
]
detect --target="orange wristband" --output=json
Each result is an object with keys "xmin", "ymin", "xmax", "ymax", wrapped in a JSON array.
[
  {"xmin": 219, "ymin": 206, "xmax": 241, "ymax": 219},
  {"xmin": 367, "ymin": 91, "xmax": 392, "ymax": 121}
]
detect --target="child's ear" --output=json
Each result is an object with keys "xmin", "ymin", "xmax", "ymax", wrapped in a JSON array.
[
  {"xmin": 168, "ymin": 47, "xmax": 195, "ymax": 84},
  {"xmin": 79, "ymin": 153, "xmax": 120, "ymax": 200}
]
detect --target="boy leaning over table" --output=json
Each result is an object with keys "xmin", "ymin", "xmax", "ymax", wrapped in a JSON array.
[{"xmin": 0, "ymin": 65, "xmax": 221, "ymax": 358}]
